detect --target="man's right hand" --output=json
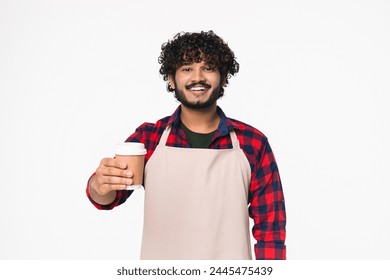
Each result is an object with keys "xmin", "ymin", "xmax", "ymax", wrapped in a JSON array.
[{"xmin": 88, "ymin": 158, "xmax": 134, "ymax": 204}]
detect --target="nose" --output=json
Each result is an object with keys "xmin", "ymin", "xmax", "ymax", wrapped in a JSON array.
[{"xmin": 191, "ymin": 66, "xmax": 205, "ymax": 83}]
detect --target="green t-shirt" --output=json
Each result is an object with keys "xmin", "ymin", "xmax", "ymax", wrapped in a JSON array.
[{"xmin": 180, "ymin": 122, "xmax": 216, "ymax": 148}]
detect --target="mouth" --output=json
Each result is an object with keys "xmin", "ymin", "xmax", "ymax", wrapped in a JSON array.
[
  {"xmin": 185, "ymin": 83, "xmax": 211, "ymax": 92},
  {"xmin": 189, "ymin": 86, "xmax": 206, "ymax": 92}
]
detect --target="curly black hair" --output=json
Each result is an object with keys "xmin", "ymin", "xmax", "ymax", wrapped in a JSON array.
[{"xmin": 158, "ymin": 30, "xmax": 239, "ymax": 94}]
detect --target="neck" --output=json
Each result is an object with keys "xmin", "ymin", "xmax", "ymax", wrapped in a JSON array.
[{"xmin": 180, "ymin": 104, "xmax": 220, "ymax": 133}]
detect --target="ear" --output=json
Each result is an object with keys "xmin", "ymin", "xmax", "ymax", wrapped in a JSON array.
[{"xmin": 168, "ymin": 74, "xmax": 175, "ymax": 90}]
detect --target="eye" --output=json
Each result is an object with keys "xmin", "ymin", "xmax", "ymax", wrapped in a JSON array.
[
  {"xmin": 181, "ymin": 67, "xmax": 192, "ymax": 72},
  {"xmin": 204, "ymin": 65, "xmax": 215, "ymax": 72}
]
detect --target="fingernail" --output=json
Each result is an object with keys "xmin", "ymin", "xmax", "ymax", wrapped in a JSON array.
[{"xmin": 125, "ymin": 171, "xmax": 133, "ymax": 177}]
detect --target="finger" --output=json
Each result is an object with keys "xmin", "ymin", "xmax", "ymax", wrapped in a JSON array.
[
  {"xmin": 100, "ymin": 183, "xmax": 127, "ymax": 193},
  {"xmin": 103, "ymin": 175, "xmax": 133, "ymax": 186},
  {"xmin": 101, "ymin": 157, "xmax": 127, "ymax": 169},
  {"xmin": 101, "ymin": 167, "xmax": 133, "ymax": 178},
  {"xmin": 95, "ymin": 173, "xmax": 132, "ymax": 188}
]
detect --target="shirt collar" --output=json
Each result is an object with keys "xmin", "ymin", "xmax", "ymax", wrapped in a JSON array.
[{"xmin": 167, "ymin": 105, "xmax": 234, "ymax": 137}]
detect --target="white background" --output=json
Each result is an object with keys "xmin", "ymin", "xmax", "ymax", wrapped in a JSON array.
[{"xmin": 0, "ymin": 0, "xmax": 389, "ymax": 260}]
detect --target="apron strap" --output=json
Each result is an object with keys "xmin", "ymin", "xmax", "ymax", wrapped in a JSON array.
[
  {"xmin": 159, "ymin": 125, "xmax": 172, "ymax": 146},
  {"xmin": 229, "ymin": 129, "xmax": 241, "ymax": 149}
]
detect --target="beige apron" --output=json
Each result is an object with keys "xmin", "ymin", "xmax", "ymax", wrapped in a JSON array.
[{"xmin": 140, "ymin": 126, "xmax": 252, "ymax": 259}]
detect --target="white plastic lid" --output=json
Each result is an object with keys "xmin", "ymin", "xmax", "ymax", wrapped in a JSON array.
[
  {"xmin": 115, "ymin": 142, "xmax": 147, "ymax": 155},
  {"xmin": 125, "ymin": 184, "xmax": 143, "ymax": 190}
]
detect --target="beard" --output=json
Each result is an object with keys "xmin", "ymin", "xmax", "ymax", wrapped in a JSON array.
[{"xmin": 174, "ymin": 84, "xmax": 223, "ymax": 109}]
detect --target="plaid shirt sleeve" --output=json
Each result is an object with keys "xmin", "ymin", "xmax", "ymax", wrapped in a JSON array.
[{"xmin": 248, "ymin": 136, "xmax": 286, "ymax": 260}]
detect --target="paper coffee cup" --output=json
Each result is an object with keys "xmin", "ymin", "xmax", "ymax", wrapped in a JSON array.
[{"xmin": 115, "ymin": 142, "xmax": 147, "ymax": 190}]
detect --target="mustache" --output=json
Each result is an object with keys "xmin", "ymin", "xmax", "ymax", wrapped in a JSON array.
[{"xmin": 185, "ymin": 81, "xmax": 211, "ymax": 90}]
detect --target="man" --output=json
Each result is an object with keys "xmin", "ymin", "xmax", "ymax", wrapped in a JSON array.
[{"xmin": 87, "ymin": 30, "xmax": 286, "ymax": 260}]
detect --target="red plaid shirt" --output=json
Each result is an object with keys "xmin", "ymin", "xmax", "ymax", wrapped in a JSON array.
[{"xmin": 87, "ymin": 106, "xmax": 286, "ymax": 260}]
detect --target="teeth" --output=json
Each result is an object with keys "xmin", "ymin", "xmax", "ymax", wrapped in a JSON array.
[{"xmin": 191, "ymin": 87, "xmax": 205, "ymax": 91}]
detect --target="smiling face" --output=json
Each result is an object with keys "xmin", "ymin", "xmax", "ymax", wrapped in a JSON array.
[{"xmin": 169, "ymin": 61, "xmax": 225, "ymax": 109}]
